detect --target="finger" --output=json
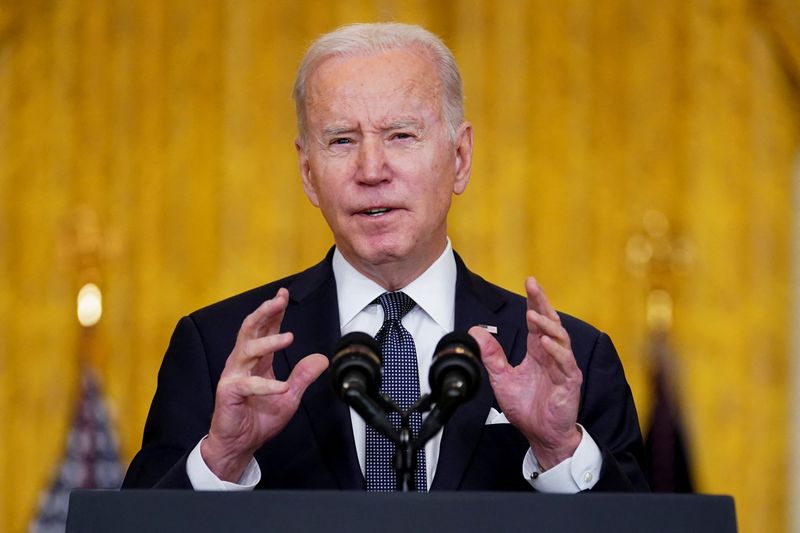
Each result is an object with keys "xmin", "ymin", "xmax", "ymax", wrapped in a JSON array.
[
  {"xmin": 286, "ymin": 353, "xmax": 330, "ymax": 399},
  {"xmin": 539, "ymin": 333, "xmax": 581, "ymax": 380},
  {"xmin": 261, "ymin": 287, "xmax": 290, "ymax": 336},
  {"xmin": 237, "ymin": 288, "xmax": 290, "ymax": 343},
  {"xmin": 525, "ymin": 277, "xmax": 559, "ymax": 322},
  {"xmin": 524, "ymin": 311, "xmax": 576, "ymax": 379},
  {"xmin": 220, "ymin": 375, "xmax": 290, "ymax": 399},
  {"xmin": 527, "ymin": 310, "xmax": 571, "ymax": 348},
  {"xmin": 469, "ymin": 326, "xmax": 509, "ymax": 377},
  {"xmin": 234, "ymin": 332, "xmax": 294, "ymax": 375}
]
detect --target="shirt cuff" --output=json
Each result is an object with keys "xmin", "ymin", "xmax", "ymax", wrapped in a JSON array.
[
  {"xmin": 186, "ymin": 436, "xmax": 261, "ymax": 491},
  {"xmin": 522, "ymin": 424, "xmax": 602, "ymax": 493}
]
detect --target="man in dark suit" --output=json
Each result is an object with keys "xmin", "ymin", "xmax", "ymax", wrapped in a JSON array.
[{"xmin": 123, "ymin": 22, "xmax": 647, "ymax": 493}]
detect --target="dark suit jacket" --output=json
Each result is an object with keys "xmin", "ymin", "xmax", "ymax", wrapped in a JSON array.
[{"xmin": 123, "ymin": 250, "xmax": 648, "ymax": 491}]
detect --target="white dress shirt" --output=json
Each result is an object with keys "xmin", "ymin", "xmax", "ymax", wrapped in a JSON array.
[
  {"xmin": 187, "ymin": 241, "xmax": 602, "ymax": 491},
  {"xmin": 333, "ymin": 240, "xmax": 455, "ymax": 489}
]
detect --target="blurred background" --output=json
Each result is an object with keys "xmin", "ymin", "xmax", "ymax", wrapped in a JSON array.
[{"xmin": 1, "ymin": 0, "xmax": 799, "ymax": 532}]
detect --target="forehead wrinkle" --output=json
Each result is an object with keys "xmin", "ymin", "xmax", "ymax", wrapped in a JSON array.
[
  {"xmin": 305, "ymin": 51, "xmax": 445, "ymax": 138},
  {"xmin": 318, "ymin": 75, "xmax": 437, "ymax": 113}
]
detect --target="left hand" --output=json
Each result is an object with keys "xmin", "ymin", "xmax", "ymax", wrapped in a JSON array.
[{"xmin": 469, "ymin": 277, "xmax": 582, "ymax": 470}]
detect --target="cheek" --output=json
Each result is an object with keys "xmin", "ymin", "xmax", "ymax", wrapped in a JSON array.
[
  {"xmin": 317, "ymin": 182, "xmax": 355, "ymax": 225},
  {"xmin": 309, "ymin": 160, "xmax": 351, "ymax": 208},
  {"xmin": 316, "ymin": 185, "xmax": 343, "ymax": 214},
  {"xmin": 419, "ymin": 157, "xmax": 457, "ymax": 199}
]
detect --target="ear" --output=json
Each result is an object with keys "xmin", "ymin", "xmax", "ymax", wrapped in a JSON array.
[
  {"xmin": 296, "ymin": 138, "xmax": 320, "ymax": 207},
  {"xmin": 452, "ymin": 122, "xmax": 473, "ymax": 195}
]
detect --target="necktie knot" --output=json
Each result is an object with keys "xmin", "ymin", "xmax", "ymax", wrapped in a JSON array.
[{"xmin": 377, "ymin": 291, "xmax": 415, "ymax": 322}]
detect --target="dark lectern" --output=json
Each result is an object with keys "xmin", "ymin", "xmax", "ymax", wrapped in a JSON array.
[{"xmin": 67, "ymin": 490, "xmax": 736, "ymax": 533}]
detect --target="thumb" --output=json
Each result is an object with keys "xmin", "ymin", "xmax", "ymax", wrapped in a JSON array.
[
  {"xmin": 286, "ymin": 353, "xmax": 329, "ymax": 398},
  {"xmin": 469, "ymin": 326, "xmax": 508, "ymax": 378}
]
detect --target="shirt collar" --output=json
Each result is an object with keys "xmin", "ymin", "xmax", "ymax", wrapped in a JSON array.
[{"xmin": 332, "ymin": 240, "xmax": 456, "ymax": 331}]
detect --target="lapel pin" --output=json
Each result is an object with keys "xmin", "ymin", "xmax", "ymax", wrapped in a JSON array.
[{"xmin": 477, "ymin": 324, "xmax": 498, "ymax": 334}]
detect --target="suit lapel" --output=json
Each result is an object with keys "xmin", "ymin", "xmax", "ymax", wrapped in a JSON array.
[
  {"xmin": 280, "ymin": 250, "xmax": 363, "ymax": 489},
  {"xmin": 431, "ymin": 254, "xmax": 522, "ymax": 490}
]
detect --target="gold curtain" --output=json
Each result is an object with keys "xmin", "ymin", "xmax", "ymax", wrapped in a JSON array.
[{"xmin": 1, "ymin": 1, "xmax": 798, "ymax": 531}]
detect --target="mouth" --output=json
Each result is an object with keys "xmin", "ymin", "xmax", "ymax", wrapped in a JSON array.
[{"xmin": 359, "ymin": 207, "xmax": 393, "ymax": 217}]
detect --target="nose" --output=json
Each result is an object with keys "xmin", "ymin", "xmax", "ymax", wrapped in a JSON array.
[{"xmin": 357, "ymin": 137, "xmax": 388, "ymax": 185}]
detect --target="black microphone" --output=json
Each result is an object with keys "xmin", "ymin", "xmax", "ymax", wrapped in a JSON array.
[
  {"xmin": 417, "ymin": 331, "xmax": 481, "ymax": 444},
  {"xmin": 330, "ymin": 331, "xmax": 395, "ymax": 438},
  {"xmin": 331, "ymin": 332, "xmax": 381, "ymax": 398}
]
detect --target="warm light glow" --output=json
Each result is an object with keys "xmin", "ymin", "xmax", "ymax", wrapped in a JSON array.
[
  {"xmin": 646, "ymin": 289, "xmax": 673, "ymax": 331},
  {"xmin": 77, "ymin": 283, "xmax": 102, "ymax": 327},
  {"xmin": 642, "ymin": 209, "xmax": 669, "ymax": 239}
]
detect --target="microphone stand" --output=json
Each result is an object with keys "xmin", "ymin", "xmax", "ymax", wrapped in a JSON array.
[
  {"xmin": 394, "ymin": 423, "xmax": 415, "ymax": 492},
  {"xmin": 358, "ymin": 373, "xmax": 476, "ymax": 491},
  {"xmin": 341, "ymin": 385, "xmax": 436, "ymax": 492},
  {"xmin": 376, "ymin": 394, "xmax": 435, "ymax": 492},
  {"xmin": 337, "ymin": 331, "xmax": 480, "ymax": 492}
]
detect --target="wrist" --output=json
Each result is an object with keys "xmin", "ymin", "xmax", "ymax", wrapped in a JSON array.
[
  {"xmin": 530, "ymin": 426, "xmax": 582, "ymax": 470},
  {"xmin": 201, "ymin": 434, "xmax": 255, "ymax": 483}
]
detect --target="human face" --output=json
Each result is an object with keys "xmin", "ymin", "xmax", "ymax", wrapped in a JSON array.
[{"xmin": 296, "ymin": 47, "xmax": 473, "ymax": 289}]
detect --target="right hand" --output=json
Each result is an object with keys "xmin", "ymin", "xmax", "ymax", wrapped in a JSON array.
[{"xmin": 201, "ymin": 288, "xmax": 329, "ymax": 482}]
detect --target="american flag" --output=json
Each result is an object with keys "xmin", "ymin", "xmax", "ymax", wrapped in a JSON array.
[
  {"xmin": 29, "ymin": 367, "xmax": 123, "ymax": 533},
  {"xmin": 643, "ymin": 331, "xmax": 694, "ymax": 492}
]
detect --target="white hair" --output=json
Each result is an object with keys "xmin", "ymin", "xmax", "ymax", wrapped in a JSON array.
[{"xmin": 292, "ymin": 22, "xmax": 464, "ymax": 144}]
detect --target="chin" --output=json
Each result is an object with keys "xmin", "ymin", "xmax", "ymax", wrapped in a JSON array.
[
  {"xmin": 358, "ymin": 245, "xmax": 406, "ymax": 266},
  {"xmin": 351, "ymin": 237, "xmax": 411, "ymax": 266}
]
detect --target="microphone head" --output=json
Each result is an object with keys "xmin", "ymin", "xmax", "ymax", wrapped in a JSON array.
[
  {"xmin": 333, "ymin": 331, "xmax": 380, "ymax": 358},
  {"xmin": 429, "ymin": 331, "xmax": 481, "ymax": 402},
  {"xmin": 331, "ymin": 331, "xmax": 382, "ymax": 399},
  {"xmin": 434, "ymin": 331, "xmax": 481, "ymax": 360}
]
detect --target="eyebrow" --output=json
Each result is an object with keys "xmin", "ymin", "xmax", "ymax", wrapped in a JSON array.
[
  {"xmin": 319, "ymin": 119, "xmax": 424, "ymax": 137},
  {"xmin": 321, "ymin": 125, "xmax": 356, "ymax": 137},
  {"xmin": 383, "ymin": 119, "xmax": 423, "ymax": 131}
]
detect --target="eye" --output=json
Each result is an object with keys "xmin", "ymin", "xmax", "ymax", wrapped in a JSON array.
[
  {"xmin": 392, "ymin": 132, "xmax": 415, "ymax": 140},
  {"xmin": 330, "ymin": 137, "xmax": 352, "ymax": 145}
]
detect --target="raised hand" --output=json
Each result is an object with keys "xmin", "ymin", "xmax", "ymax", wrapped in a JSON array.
[
  {"xmin": 470, "ymin": 277, "xmax": 582, "ymax": 470},
  {"xmin": 201, "ymin": 288, "xmax": 329, "ymax": 481}
]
